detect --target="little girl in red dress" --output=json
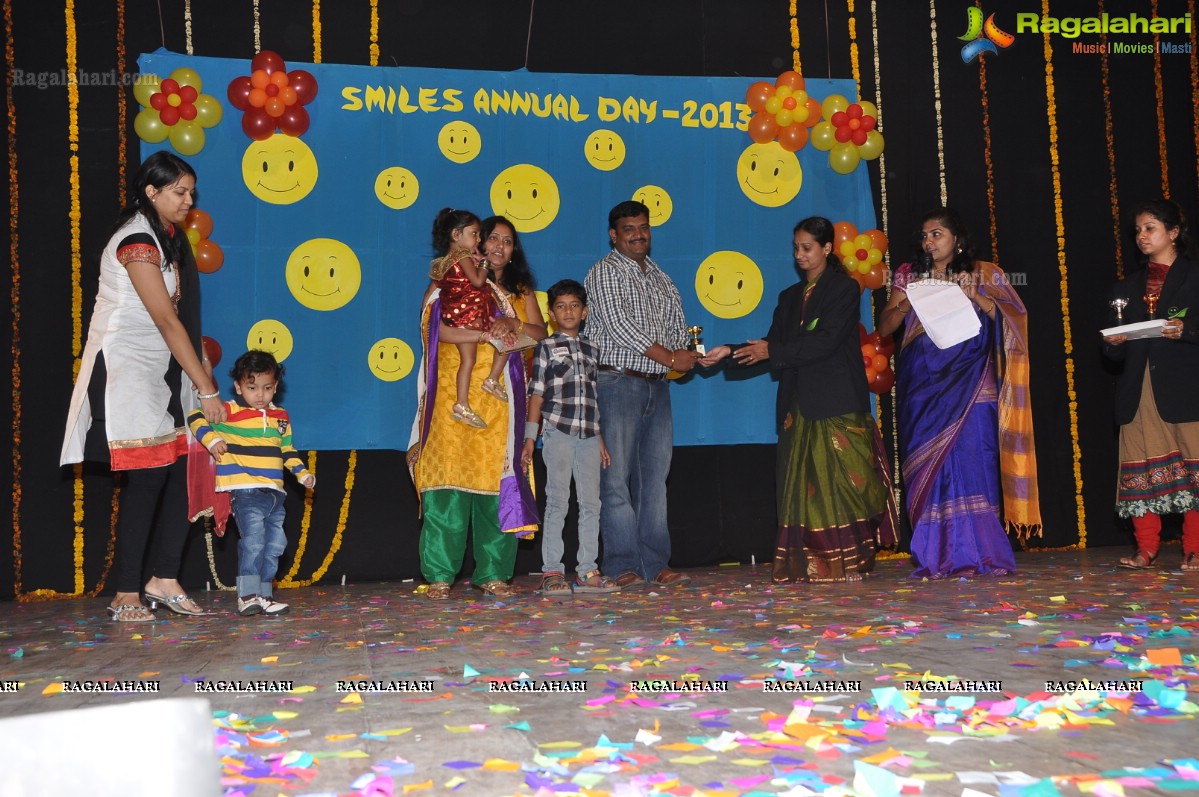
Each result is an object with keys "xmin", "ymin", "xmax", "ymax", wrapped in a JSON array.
[{"xmin": 429, "ymin": 208, "xmax": 510, "ymax": 428}]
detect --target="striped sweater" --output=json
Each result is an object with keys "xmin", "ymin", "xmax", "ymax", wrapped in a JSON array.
[{"xmin": 187, "ymin": 400, "xmax": 313, "ymax": 492}]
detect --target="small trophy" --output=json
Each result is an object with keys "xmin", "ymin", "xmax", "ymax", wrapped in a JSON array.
[
  {"xmin": 1144, "ymin": 292, "xmax": 1160, "ymax": 319},
  {"xmin": 1109, "ymin": 297, "xmax": 1128, "ymax": 324},
  {"xmin": 686, "ymin": 325, "xmax": 706, "ymax": 356}
]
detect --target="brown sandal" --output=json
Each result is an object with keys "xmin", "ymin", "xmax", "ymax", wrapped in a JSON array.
[
  {"xmin": 1182, "ymin": 552, "xmax": 1199, "ymax": 572},
  {"xmin": 1118, "ymin": 550, "xmax": 1158, "ymax": 570},
  {"xmin": 537, "ymin": 572, "xmax": 571, "ymax": 594},
  {"xmin": 475, "ymin": 580, "xmax": 519, "ymax": 598},
  {"xmin": 425, "ymin": 581, "xmax": 451, "ymax": 600}
]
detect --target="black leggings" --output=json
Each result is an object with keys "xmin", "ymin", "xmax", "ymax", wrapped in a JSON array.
[{"xmin": 113, "ymin": 457, "xmax": 190, "ymax": 593}]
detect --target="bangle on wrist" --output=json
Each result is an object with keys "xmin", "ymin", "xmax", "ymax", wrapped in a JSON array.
[
  {"xmin": 197, "ymin": 390, "xmax": 220, "ymax": 400},
  {"xmin": 669, "ymin": 351, "xmax": 676, "ymax": 369},
  {"xmin": 524, "ymin": 421, "xmax": 540, "ymax": 440}
]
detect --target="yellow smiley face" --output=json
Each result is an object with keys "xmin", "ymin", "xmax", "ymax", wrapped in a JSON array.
[
  {"xmin": 633, "ymin": 184, "xmax": 673, "ymax": 226},
  {"xmin": 285, "ymin": 238, "xmax": 362, "ymax": 312},
  {"xmin": 489, "ymin": 164, "xmax": 560, "ymax": 233},
  {"xmin": 241, "ymin": 134, "xmax": 318, "ymax": 205},
  {"xmin": 695, "ymin": 250, "xmax": 764, "ymax": 319},
  {"xmin": 437, "ymin": 121, "xmax": 482, "ymax": 164},
  {"xmin": 246, "ymin": 319, "xmax": 294, "ymax": 362},
  {"xmin": 367, "ymin": 337, "xmax": 415, "ymax": 382},
  {"xmin": 374, "ymin": 166, "xmax": 419, "ymax": 210},
  {"xmin": 583, "ymin": 129, "xmax": 626, "ymax": 171},
  {"xmin": 735, "ymin": 142, "xmax": 803, "ymax": 208}
]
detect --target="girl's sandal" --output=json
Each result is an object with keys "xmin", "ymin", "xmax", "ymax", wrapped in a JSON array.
[
  {"xmin": 475, "ymin": 580, "xmax": 519, "ymax": 598},
  {"xmin": 426, "ymin": 581, "xmax": 452, "ymax": 600},
  {"xmin": 482, "ymin": 378, "xmax": 509, "ymax": 401},
  {"xmin": 1118, "ymin": 550, "xmax": 1158, "ymax": 570},
  {"xmin": 537, "ymin": 572, "xmax": 571, "ymax": 594},
  {"xmin": 451, "ymin": 403, "xmax": 487, "ymax": 429},
  {"xmin": 1182, "ymin": 552, "xmax": 1199, "ymax": 572}
]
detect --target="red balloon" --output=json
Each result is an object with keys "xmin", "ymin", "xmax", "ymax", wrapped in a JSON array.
[
  {"xmin": 195, "ymin": 239, "xmax": 224, "ymax": 273},
  {"xmin": 241, "ymin": 108, "xmax": 275, "ymax": 140},
  {"xmin": 159, "ymin": 105, "xmax": 180, "ymax": 126},
  {"xmin": 870, "ymin": 368, "xmax": 896, "ymax": 394},
  {"xmin": 150, "ymin": 92, "xmax": 167, "ymax": 110},
  {"xmin": 184, "ymin": 208, "xmax": 214, "ymax": 238},
  {"xmin": 178, "ymin": 85, "xmax": 198, "ymax": 104},
  {"xmin": 202, "ymin": 336, "xmax": 222, "ymax": 368},
  {"xmin": 288, "ymin": 70, "xmax": 318, "ymax": 105},
  {"xmin": 862, "ymin": 354, "xmax": 873, "ymax": 368},
  {"xmin": 858, "ymin": 323, "xmax": 870, "ymax": 346},
  {"xmin": 747, "ymin": 112, "xmax": 780, "ymax": 144},
  {"xmin": 834, "ymin": 126, "xmax": 853, "ymax": 143},
  {"xmin": 831, "ymin": 111, "xmax": 847, "ymax": 127},
  {"xmin": 851, "ymin": 129, "xmax": 868, "ymax": 146},
  {"xmin": 777, "ymin": 123, "xmax": 808, "ymax": 152},
  {"xmin": 847, "ymin": 103, "xmax": 864, "ymax": 119},
  {"xmin": 251, "ymin": 50, "xmax": 287, "ymax": 75},
  {"xmin": 179, "ymin": 103, "xmax": 197, "ymax": 121},
  {"xmin": 278, "ymin": 105, "xmax": 310, "ymax": 137},
  {"xmin": 227, "ymin": 75, "xmax": 253, "ymax": 111},
  {"xmin": 861, "ymin": 116, "xmax": 876, "ymax": 131},
  {"xmin": 745, "ymin": 80, "xmax": 774, "ymax": 112},
  {"xmin": 876, "ymin": 333, "xmax": 896, "ymax": 357},
  {"xmin": 265, "ymin": 83, "xmax": 280, "ymax": 98},
  {"xmin": 160, "ymin": 78, "xmax": 180, "ymax": 94}
]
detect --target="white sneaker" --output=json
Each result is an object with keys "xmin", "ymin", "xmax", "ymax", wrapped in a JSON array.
[
  {"xmin": 257, "ymin": 596, "xmax": 289, "ymax": 616},
  {"xmin": 237, "ymin": 596, "xmax": 264, "ymax": 616}
]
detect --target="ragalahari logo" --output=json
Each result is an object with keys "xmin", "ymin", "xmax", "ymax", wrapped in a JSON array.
[{"xmin": 959, "ymin": 7, "xmax": 1016, "ymax": 62}]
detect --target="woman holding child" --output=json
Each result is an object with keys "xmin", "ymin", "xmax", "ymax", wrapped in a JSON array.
[
  {"xmin": 60, "ymin": 152, "xmax": 225, "ymax": 621},
  {"xmin": 705, "ymin": 216, "xmax": 897, "ymax": 582},
  {"xmin": 408, "ymin": 214, "xmax": 544, "ymax": 599}
]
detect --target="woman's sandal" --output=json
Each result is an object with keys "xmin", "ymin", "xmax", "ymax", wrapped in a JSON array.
[
  {"xmin": 107, "ymin": 603, "xmax": 154, "ymax": 623},
  {"xmin": 1118, "ymin": 550, "xmax": 1158, "ymax": 570},
  {"xmin": 537, "ymin": 572, "xmax": 571, "ymax": 595},
  {"xmin": 1182, "ymin": 552, "xmax": 1199, "ymax": 572},
  {"xmin": 451, "ymin": 403, "xmax": 487, "ymax": 429},
  {"xmin": 572, "ymin": 570, "xmax": 619, "ymax": 593},
  {"xmin": 482, "ymin": 378, "xmax": 509, "ymax": 402},
  {"xmin": 426, "ymin": 581, "xmax": 452, "ymax": 600},
  {"xmin": 475, "ymin": 580, "xmax": 519, "ymax": 598},
  {"xmin": 143, "ymin": 590, "xmax": 203, "ymax": 616}
]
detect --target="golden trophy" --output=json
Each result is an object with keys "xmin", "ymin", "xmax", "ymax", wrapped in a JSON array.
[{"xmin": 686, "ymin": 325, "xmax": 706, "ymax": 356}]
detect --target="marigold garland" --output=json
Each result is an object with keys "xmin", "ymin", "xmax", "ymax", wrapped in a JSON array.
[
  {"xmin": 789, "ymin": 0, "xmax": 801, "ymax": 74},
  {"xmin": 312, "ymin": 0, "xmax": 322, "ymax": 63},
  {"xmin": 1151, "ymin": 0, "xmax": 1169, "ymax": 198},
  {"xmin": 1097, "ymin": 0, "xmax": 1123, "ymax": 278},
  {"xmin": 279, "ymin": 451, "xmax": 356, "ymax": 588},
  {"xmin": 115, "ymin": 0, "xmax": 128, "ymax": 204},
  {"xmin": 279, "ymin": 450, "xmax": 318, "ymax": 583},
  {"xmin": 978, "ymin": 40, "xmax": 998, "ymax": 265},
  {"xmin": 369, "ymin": 0, "xmax": 380, "ymax": 66},
  {"xmin": 929, "ymin": 0, "xmax": 948, "ymax": 205},
  {"xmin": 6, "ymin": 0, "xmax": 25, "ymax": 598},
  {"xmin": 847, "ymin": 0, "xmax": 861, "ymax": 89},
  {"xmin": 1041, "ymin": 0, "xmax": 1087, "ymax": 547},
  {"xmin": 66, "ymin": 0, "xmax": 86, "ymax": 598}
]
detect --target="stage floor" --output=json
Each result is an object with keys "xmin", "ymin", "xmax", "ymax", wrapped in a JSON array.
[{"xmin": 1, "ymin": 547, "xmax": 1196, "ymax": 796}]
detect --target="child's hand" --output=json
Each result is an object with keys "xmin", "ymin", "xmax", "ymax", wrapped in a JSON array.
[
  {"xmin": 209, "ymin": 440, "xmax": 228, "ymax": 462},
  {"xmin": 301, "ymin": 474, "xmax": 315, "ymax": 489},
  {"xmin": 521, "ymin": 438, "xmax": 535, "ymax": 469},
  {"xmin": 599, "ymin": 438, "xmax": 611, "ymax": 469}
]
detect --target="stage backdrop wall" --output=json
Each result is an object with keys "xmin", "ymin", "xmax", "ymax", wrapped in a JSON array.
[{"xmin": 4, "ymin": 0, "xmax": 1198, "ymax": 600}]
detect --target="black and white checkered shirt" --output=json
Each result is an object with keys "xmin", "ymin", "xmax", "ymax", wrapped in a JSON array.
[
  {"xmin": 584, "ymin": 250, "xmax": 688, "ymax": 374},
  {"xmin": 527, "ymin": 332, "xmax": 602, "ymax": 439}
]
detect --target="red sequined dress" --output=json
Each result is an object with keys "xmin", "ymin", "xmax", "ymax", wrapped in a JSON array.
[{"xmin": 431, "ymin": 248, "xmax": 498, "ymax": 330}]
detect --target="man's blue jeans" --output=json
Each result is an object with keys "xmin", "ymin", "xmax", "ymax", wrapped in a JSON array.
[
  {"xmin": 230, "ymin": 488, "xmax": 287, "ymax": 599},
  {"xmin": 596, "ymin": 371, "xmax": 673, "ymax": 580}
]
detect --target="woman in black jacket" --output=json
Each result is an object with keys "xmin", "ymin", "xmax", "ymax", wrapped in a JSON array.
[
  {"xmin": 704, "ymin": 217, "xmax": 897, "ymax": 582},
  {"xmin": 1102, "ymin": 199, "xmax": 1199, "ymax": 570}
]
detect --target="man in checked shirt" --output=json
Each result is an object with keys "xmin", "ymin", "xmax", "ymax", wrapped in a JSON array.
[{"xmin": 582, "ymin": 201, "xmax": 702, "ymax": 589}]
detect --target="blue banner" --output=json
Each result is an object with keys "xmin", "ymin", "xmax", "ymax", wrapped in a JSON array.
[{"xmin": 139, "ymin": 50, "xmax": 875, "ymax": 449}]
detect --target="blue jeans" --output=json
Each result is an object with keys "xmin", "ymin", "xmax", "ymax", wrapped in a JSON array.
[
  {"xmin": 230, "ymin": 488, "xmax": 287, "ymax": 598},
  {"xmin": 540, "ymin": 424, "xmax": 602, "ymax": 575},
  {"xmin": 596, "ymin": 371, "xmax": 673, "ymax": 580}
]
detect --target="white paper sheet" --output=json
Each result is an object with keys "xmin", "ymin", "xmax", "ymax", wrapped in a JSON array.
[
  {"xmin": 904, "ymin": 279, "xmax": 982, "ymax": 349},
  {"xmin": 1099, "ymin": 318, "xmax": 1166, "ymax": 340}
]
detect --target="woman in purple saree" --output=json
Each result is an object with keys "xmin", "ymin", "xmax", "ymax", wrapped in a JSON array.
[{"xmin": 879, "ymin": 208, "xmax": 1041, "ymax": 578}]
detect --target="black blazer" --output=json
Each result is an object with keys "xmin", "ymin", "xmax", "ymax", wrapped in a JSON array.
[
  {"xmin": 1103, "ymin": 256, "xmax": 1199, "ymax": 424},
  {"xmin": 728, "ymin": 267, "xmax": 869, "ymax": 428}
]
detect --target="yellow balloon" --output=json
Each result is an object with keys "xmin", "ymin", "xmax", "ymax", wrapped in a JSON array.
[
  {"xmin": 170, "ymin": 67, "xmax": 202, "ymax": 91},
  {"xmin": 134, "ymin": 107, "xmax": 169, "ymax": 143},
  {"xmin": 194, "ymin": 94, "xmax": 223, "ymax": 128},
  {"xmin": 829, "ymin": 142, "xmax": 861, "ymax": 175},
  {"xmin": 133, "ymin": 74, "xmax": 159, "ymax": 108},
  {"xmin": 821, "ymin": 94, "xmax": 849, "ymax": 121},
  {"xmin": 810, "ymin": 121, "xmax": 836, "ymax": 152},
  {"xmin": 858, "ymin": 100, "xmax": 879, "ymax": 120},
  {"xmin": 858, "ymin": 131, "xmax": 885, "ymax": 160},
  {"xmin": 169, "ymin": 120, "xmax": 204, "ymax": 156}
]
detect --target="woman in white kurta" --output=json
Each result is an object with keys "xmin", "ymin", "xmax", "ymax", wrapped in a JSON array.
[{"xmin": 61, "ymin": 152, "xmax": 226, "ymax": 621}]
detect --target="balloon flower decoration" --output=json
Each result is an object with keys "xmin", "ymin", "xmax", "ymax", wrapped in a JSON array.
[
  {"xmin": 227, "ymin": 51, "xmax": 318, "ymax": 140},
  {"xmin": 183, "ymin": 209, "xmax": 224, "ymax": 274},
  {"xmin": 133, "ymin": 68, "xmax": 223, "ymax": 156},
  {"xmin": 811, "ymin": 95, "xmax": 885, "ymax": 175},
  {"xmin": 833, "ymin": 221, "xmax": 888, "ymax": 292},
  {"xmin": 744, "ymin": 71, "xmax": 823, "ymax": 152},
  {"xmin": 858, "ymin": 324, "xmax": 896, "ymax": 395}
]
